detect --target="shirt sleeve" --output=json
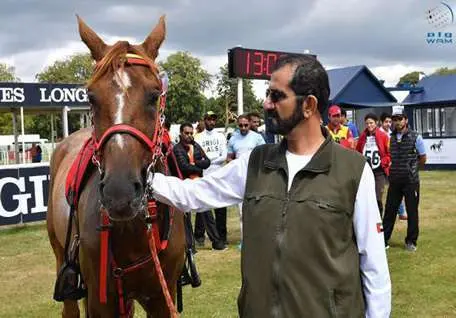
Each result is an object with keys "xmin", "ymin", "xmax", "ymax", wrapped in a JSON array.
[
  {"xmin": 150, "ymin": 151, "xmax": 250, "ymax": 212},
  {"xmin": 415, "ymin": 135, "xmax": 426, "ymax": 155},
  {"xmin": 353, "ymin": 163, "xmax": 392, "ymax": 318}
]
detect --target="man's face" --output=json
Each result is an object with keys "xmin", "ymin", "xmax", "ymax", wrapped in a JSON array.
[
  {"xmin": 264, "ymin": 65, "xmax": 305, "ymax": 135},
  {"xmin": 382, "ymin": 117, "xmax": 392, "ymax": 131},
  {"xmin": 329, "ymin": 113, "xmax": 341, "ymax": 127},
  {"xmin": 392, "ymin": 116, "xmax": 407, "ymax": 131},
  {"xmin": 238, "ymin": 118, "xmax": 250, "ymax": 135},
  {"xmin": 204, "ymin": 116, "xmax": 217, "ymax": 131},
  {"xmin": 249, "ymin": 116, "xmax": 260, "ymax": 132},
  {"xmin": 180, "ymin": 126, "xmax": 194, "ymax": 144}
]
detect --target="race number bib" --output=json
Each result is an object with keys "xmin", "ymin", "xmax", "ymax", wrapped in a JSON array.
[{"xmin": 363, "ymin": 136, "xmax": 381, "ymax": 169}]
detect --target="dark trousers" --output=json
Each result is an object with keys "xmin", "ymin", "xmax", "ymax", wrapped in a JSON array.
[
  {"xmin": 194, "ymin": 211, "xmax": 221, "ymax": 243},
  {"xmin": 214, "ymin": 207, "xmax": 227, "ymax": 243},
  {"xmin": 383, "ymin": 182, "xmax": 420, "ymax": 245}
]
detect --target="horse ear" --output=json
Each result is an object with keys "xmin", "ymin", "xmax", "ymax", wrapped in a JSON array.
[
  {"xmin": 76, "ymin": 15, "xmax": 107, "ymax": 61},
  {"xmin": 141, "ymin": 15, "xmax": 166, "ymax": 60}
]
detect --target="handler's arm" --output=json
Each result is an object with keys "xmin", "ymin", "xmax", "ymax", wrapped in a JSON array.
[
  {"xmin": 353, "ymin": 163, "xmax": 392, "ymax": 318},
  {"xmin": 150, "ymin": 152, "xmax": 249, "ymax": 212}
]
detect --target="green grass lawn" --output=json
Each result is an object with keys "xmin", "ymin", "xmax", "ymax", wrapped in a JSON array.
[{"xmin": 1, "ymin": 171, "xmax": 455, "ymax": 317}]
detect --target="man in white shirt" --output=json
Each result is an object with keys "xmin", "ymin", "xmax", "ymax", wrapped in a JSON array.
[
  {"xmin": 193, "ymin": 111, "xmax": 228, "ymax": 248},
  {"xmin": 150, "ymin": 55, "xmax": 391, "ymax": 317}
]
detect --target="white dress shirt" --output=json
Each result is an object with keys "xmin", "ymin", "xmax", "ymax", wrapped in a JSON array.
[{"xmin": 151, "ymin": 151, "xmax": 391, "ymax": 318}]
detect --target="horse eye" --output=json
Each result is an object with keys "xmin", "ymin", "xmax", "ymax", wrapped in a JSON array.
[{"xmin": 147, "ymin": 92, "xmax": 160, "ymax": 107}]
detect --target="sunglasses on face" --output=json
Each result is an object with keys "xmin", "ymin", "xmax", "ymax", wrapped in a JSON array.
[
  {"xmin": 183, "ymin": 132, "xmax": 193, "ymax": 136},
  {"xmin": 392, "ymin": 116, "xmax": 404, "ymax": 121},
  {"xmin": 266, "ymin": 88, "xmax": 288, "ymax": 103},
  {"xmin": 238, "ymin": 124, "xmax": 249, "ymax": 128}
]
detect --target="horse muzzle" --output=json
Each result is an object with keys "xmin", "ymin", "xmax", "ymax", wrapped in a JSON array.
[{"xmin": 99, "ymin": 174, "xmax": 145, "ymax": 222}]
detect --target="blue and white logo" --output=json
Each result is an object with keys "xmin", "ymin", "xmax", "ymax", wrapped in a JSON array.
[
  {"xmin": 426, "ymin": 2, "xmax": 454, "ymax": 44},
  {"xmin": 427, "ymin": 2, "xmax": 454, "ymax": 29}
]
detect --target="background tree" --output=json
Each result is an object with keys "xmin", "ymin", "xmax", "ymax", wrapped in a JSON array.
[
  {"xmin": 216, "ymin": 64, "xmax": 263, "ymax": 126},
  {"xmin": 397, "ymin": 71, "xmax": 420, "ymax": 86},
  {"xmin": 35, "ymin": 53, "xmax": 94, "ymax": 83},
  {"xmin": 433, "ymin": 67, "xmax": 456, "ymax": 75},
  {"xmin": 33, "ymin": 53, "xmax": 94, "ymax": 139},
  {"xmin": 159, "ymin": 52, "xmax": 211, "ymax": 123}
]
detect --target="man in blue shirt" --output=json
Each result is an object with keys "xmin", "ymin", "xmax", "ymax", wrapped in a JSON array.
[
  {"xmin": 383, "ymin": 108, "xmax": 426, "ymax": 252},
  {"xmin": 227, "ymin": 114, "xmax": 266, "ymax": 161}
]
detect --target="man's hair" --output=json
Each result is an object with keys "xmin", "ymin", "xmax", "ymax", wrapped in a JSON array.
[
  {"xmin": 248, "ymin": 112, "xmax": 261, "ymax": 120},
  {"xmin": 341, "ymin": 109, "xmax": 347, "ymax": 117},
  {"xmin": 237, "ymin": 114, "xmax": 249, "ymax": 122},
  {"xmin": 180, "ymin": 122, "xmax": 193, "ymax": 133},
  {"xmin": 380, "ymin": 112, "xmax": 391, "ymax": 123},
  {"xmin": 271, "ymin": 54, "xmax": 330, "ymax": 115},
  {"xmin": 364, "ymin": 113, "xmax": 378, "ymax": 122}
]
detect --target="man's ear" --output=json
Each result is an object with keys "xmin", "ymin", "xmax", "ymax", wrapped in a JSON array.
[{"xmin": 303, "ymin": 95, "xmax": 318, "ymax": 119}]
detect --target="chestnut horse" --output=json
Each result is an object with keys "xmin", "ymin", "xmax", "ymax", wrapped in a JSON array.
[{"xmin": 47, "ymin": 16, "xmax": 185, "ymax": 317}]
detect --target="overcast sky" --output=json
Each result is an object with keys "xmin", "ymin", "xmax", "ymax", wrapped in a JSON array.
[{"xmin": 1, "ymin": 0, "xmax": 456, "ymax": 98}]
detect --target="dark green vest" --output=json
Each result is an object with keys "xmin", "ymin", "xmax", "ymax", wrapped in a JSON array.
[{"xmin": 238, "ymin": 132, "xmax": 366, "ymax": 318}]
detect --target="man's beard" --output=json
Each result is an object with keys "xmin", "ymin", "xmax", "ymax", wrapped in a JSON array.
[{"xmin": 266, "ymin": 102, "xmax": 304, "ymax": 135}]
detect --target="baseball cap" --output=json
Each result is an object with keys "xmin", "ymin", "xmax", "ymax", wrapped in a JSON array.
[
  {"xmin": 204, "ymin": 110, "xmax": 217, "ymax": 119},
  {"xmin": 391, "ymin": 106, "xmax": 406, "ymax": 118},
  {"xmin": 328, "ymin": 105, "xmax": 342, "ymax": 116}
]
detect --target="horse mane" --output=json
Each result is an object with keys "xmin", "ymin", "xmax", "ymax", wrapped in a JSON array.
[{"xmin": 87, "ymin": 41, "xmax": 159, "ymax": 89}]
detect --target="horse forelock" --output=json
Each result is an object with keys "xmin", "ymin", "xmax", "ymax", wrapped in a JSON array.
[{"xmin": 87, "ymin": 41, "xmax": 159, "ymax": 89}]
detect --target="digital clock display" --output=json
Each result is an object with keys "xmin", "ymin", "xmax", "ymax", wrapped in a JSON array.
[{"xmin": 228, "ymin": 47, "xmax": 316, "ymax": 80}]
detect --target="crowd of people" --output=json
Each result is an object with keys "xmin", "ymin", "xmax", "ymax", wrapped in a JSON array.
[
  {"xmin": 170, "ymin": 110, "xmax": 265, "ymax": 251},
  {"xmin": 324, "ymin": 104, "xmax": 427, "ymax": 252}
]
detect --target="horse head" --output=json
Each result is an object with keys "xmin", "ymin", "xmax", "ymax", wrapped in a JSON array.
[{"xmin": 78, "ymin": 15, "xmax": 166, "ymax": 221}]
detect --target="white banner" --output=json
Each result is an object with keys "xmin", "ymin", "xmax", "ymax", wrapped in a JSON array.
[{"xmin": 423, "ymin": 138, "xmax": 456, "ymax": 165}]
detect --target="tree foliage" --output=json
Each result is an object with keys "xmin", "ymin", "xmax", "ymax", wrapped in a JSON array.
[
  {"xmin": 216, "ymin": 64, "xmax": 263, "ymax": 125},
  {"xmin": 433, "ymin": 67, "xmax": 456, "ymax": 76},
  {"xmin": 35, "ymin": 53, "xmax": 94, "ymax": 83},
  {"xmin": 159, "ymin": 52, "xmax": 211, "ymax": 123},
  {"xmin": 397, "ymin": 71, "xmax": 420, "ymax": 86}
]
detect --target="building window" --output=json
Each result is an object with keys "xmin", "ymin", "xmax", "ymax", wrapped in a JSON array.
[{"xmin": 413, "ymin": 106, "xmax": 456, "ymax": 137}]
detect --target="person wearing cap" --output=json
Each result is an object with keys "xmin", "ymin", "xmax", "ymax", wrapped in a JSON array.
[
  {"xmin": 379, "ymin": 112, "xmax": 408, "ymax": 221},
  {"xmin": 193, "ymin": 111, "xmax": 228, "ymax": 249},
  {"xmin": 383, "ymin": 108, "xmax": 426, "ymax": 252},
  {"xmin": 356, "ymin": 113, "xmax": 391, "ymax": 217},
  {"xmin": 148, "ymin": 54, "xmax": 391, "ymax": 317},
  {"xmin": 326, "ymin": 105, "xmax": 355, "ymax": 149}
]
